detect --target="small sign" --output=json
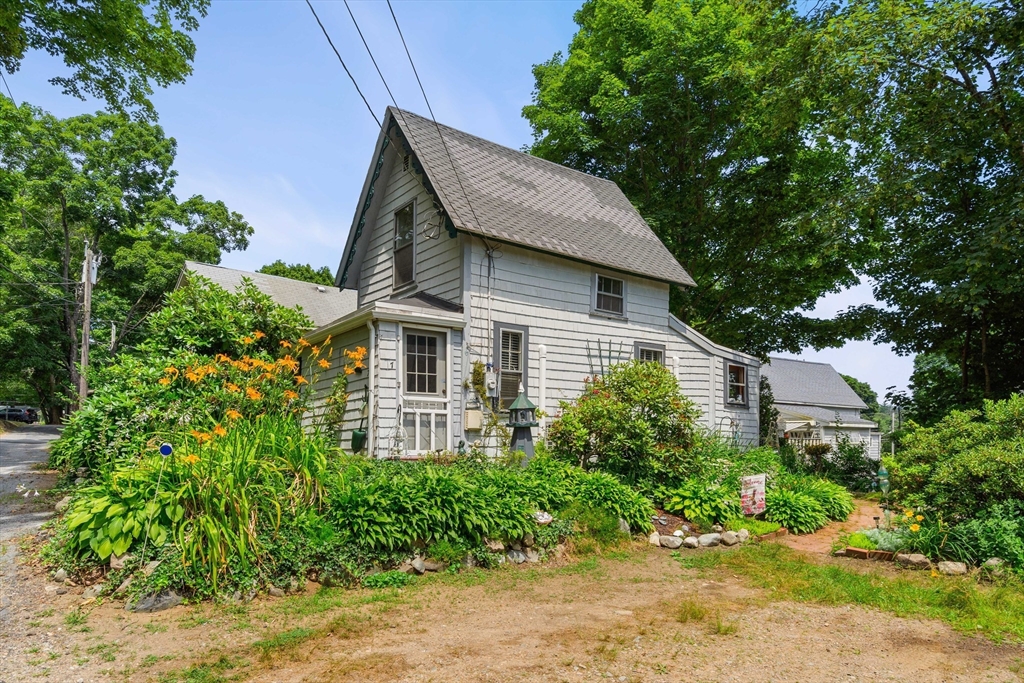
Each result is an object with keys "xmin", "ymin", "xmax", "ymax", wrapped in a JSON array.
[
  {"xmin": 159, "ymin": 443, "xmax": 173, "ymax": 457},
  {"xmin": 740, "ymin": 474, "xmax": 766, "ymax": 515}
]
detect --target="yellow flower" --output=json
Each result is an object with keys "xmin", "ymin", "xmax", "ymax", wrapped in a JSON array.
[
  {"xmin": 915, "ymin": 515, "xmax": 923, "ymax": 522},
  {"xmin": 158, "ymin": 377, "xmax": 172, "ymax": 386},
  {"xmin": 225, "ymin": 382, "xmax": 241, "ymax": 394},
  {"xmin": 183, "ymin": 453, "xmax": 199, "ymax": 465},
  {"xmin": 295, "ymin": 376, "xmax": 308, "ymax": 385},
  {"xmin": 280, "ymin": 340, "xmax": 292, "ymax": 349},
  {"xmin": 910, "ymin": 524, "xmax": 921, "ymax": 532},
  {"xmin": 318, "ymin": 358, "xmax": 330, "ymax": 369},
  {"xmin": 253, "ymin": 330, "xmax": 266, "ymax": 340},
  {"xmin": 226, "ymin": 409, "xmax": 242, "ymax": 421},
  {"xmin": 343, "ymin": 366, "xmax": 355, "ymax": 376},
  {"xmin": 215, "ymin": 353, "xmax": 231, "ymax": 363},
  {"xmin": 283, "ymin": 390, "xmax": 299, "ymax": 401},
  {"xmin": 213, "ymin": 424, "xmax": 227, "ymax": 438},
  {"xmin": 185, "ymin": 371, "xmax": 200, "ymax": 383},
  {"xmin": 245, "ymin": 386, "xmax": 263, "ymax": 400},
  {"xmin": 190, "ymin": 430, "xmax": 211, "ymax": 444},
  {"xmin": 904, "ymin": 510, "xmax": 914, "ymax": 518},
  {"xmin": 242, "ymin": 336, "xmax": 254, "ymax": 345},
  {"xmin": 164, "ymin": 366, "xmax": 179, "ymax": 377}
]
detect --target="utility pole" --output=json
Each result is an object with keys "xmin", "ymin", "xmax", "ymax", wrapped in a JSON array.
[{"xmin": 78, "ymin": 243, "xmax": 94, "ymax": 404}]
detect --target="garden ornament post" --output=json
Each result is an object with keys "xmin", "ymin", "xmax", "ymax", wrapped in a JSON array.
[
  {"xmin": 507, "ymin": 383, "xmax": 538, "ymax": 465},
  {"xmin": 877, "ymin": 464, "xmax": 890, "ymax": 528}
]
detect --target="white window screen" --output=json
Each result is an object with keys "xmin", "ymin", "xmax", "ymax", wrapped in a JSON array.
[
  {"xmin": 637, "ymin": 347, "xmax": 663, "ymax": 364},
  {"xmin": 596, "ymin": 275, "xmax": 624, "ymax": 315},
  {"xmin": 394, "ymin": 203, "xmax": 414, "ymax": 287}
]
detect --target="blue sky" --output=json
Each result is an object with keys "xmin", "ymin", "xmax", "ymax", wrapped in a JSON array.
[{"xmin": 4, "ymin": 0, "xmax": 913, "ymax": 401}]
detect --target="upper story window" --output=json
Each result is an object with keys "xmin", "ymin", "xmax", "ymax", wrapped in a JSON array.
[
  {"xmin": 635, "ymin": 343, "xmax": 665, "ymax": 365},
  {"xmin": 593, "ymin": 274, "xmax": 625, "ymax": 316},
  {"xmin": 394, "ymin": 201, "xmax": 415, "ymax": 288},
  {"xmin": 726, "ymin": 363, "xmax": 747, "ymax": 406}
]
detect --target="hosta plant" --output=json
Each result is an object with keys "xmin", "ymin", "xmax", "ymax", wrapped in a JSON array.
[
  {"xmin": 664, "ymin": 479, "xmax": 741, "ymax": 525},
  {"xmin": 765, "ymin": 488, "xmax": 828, "ymax": 534}
]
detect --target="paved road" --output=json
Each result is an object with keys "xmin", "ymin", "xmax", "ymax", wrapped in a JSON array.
[{"xmin": 0, "ymin": 425, "xmax": 61, "ymax": 545}]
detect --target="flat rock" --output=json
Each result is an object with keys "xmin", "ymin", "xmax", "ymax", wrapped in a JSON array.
[
  {"xmin": 114, "ymin": 577, "xmax": 132, "ymax": 595},
  {"xmin": 660, "ymin": 535, "xmax": 683, "ymax": 549},
  {"xmin": 143, "ymin": 560, "xmax": 161, "ymax": 577},
  {"xmin": 938, "ymin": 561, "xmax": 968, "ymax": 576},
  {"xmin": 682, "ymin": 536, "xmax": 700, "ymax": 549},
  {"xmin": 711, "ymin": 524, "xmax": 724, "ymax": 533},
  {"xmin": 737, "ymin": 529, "xmax": 750, "ymax": 542},
  {"xmin": 268, "ymin": 586, "xmax": 285, "ymax": 598},
  {"xmin": 672, "ymin": 530, "xmax": 684, "ymax": 537},
  {"xmin": 896, "ymin": 553, "xmax": 931, "ymax": 569},
  {"xmin": 82, "ymin": 585, "xmax": 104, "ymax": 600},
  {"xmin": 53, "ymin": 569, "xmax": 68, "ymax": 583},
  {"xmin": 485, "ymin": 539, "xmax": 505, "ymax": 552},
  {"xmin": 698, "ymin": 533, "xmax": 722, "ymax": 547},
  {"xmin": 397, "ymin": 561, "xmax": 416, "ymax": 574},
  {"xmin": 507, "ymin": 549, "xmax": 527, "ymax": 564},
  {"xmin": 109, "ymin": 553, "xmax": 131, "ymax": 570},
  {"xmin": 128, "ymin": 590, "xmax": 182, "ymax": 613},
  {"xmin": 522, "ymin": 532, "xmax": 535, "ymax": 548},
  {"xmin": 648, "ymin": 532, "xmax": 661, "ymax": 546},
  {"xmin": 411, "ymin": 557, "xmax": 427, "ymax": 574},
  {"xmin": 422, "ymin": 559, "xmax": 447, "ymax": 572},
  {"xmin": 54, "ymin": 496, "xmax": 72, "ymax": 513},
  {"xmin": 525, "ymin": 548, "xmax": 540, "ymax": 563},
  {"xmin": 618, "ymin": 518, "xmax": 631, "ymax": 534},
  {"xmin": 720, "ymin": 531, "xmax": 740, "ymax": 546}
]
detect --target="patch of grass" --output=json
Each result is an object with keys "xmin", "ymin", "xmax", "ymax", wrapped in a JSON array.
[
  {"xmin": 362, "ymin": 570, "xmax": 412, "ymax": 589},
  {"xmin": 86, "ymin": 642, "xmax": 118, "ymax": 662},
  {"xmin": 252, "ymin": 627, "xmax": 316, "ymax": 653},
  {"xmin": 676, "ymin": 599, "xmax": 707, "ymax": 623},
  {"xmin": 144, "ymin": 621, "xmax": 169, "ymax": 633},
  {"xmin": 158, "ymin": 656, "xmax": 241, "ymax": 683},
  {"xmin": 63, "ymin": 609, "xmax": 87, "ymax": 627},
  {"xmin": 710, "ymin": 612, "xmax": 738, "ymax": 636},
  {"xmin": 673, "ymin": 542, "xmax": 1024, "ymax": 642},
  {"xmin": 35, "ymin": 608, "xmax": 55, "ymax": 618},
  {"xmin": 177, "ymin": 613, "xmax": 212, "ymax": 629},
  {"xmin": 559, "ymin": 557, "xmax": 601, "ymax": 575}
]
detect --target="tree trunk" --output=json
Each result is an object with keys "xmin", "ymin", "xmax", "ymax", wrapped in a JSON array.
[{"xmin": 980, "ymin": 310, "xmax": 991, "ymax": 398}]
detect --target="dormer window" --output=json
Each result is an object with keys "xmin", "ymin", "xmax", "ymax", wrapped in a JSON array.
[
  {"xmin": 593, "ymin": 273, "xmax": 625, "ymax": 316},
  {"xmin": 394, "ymin": 201, "xmax": 415, "ymax": 288}
]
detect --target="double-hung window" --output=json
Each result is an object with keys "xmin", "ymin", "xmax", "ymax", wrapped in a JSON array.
[
  {"xmin": 494, "ymin": 323, "xmax": 528, "ymax": 410},
  {"xmin": 394, "ymin": 202, "xmax": 415, "ymax": 288},
  {"xmin": 594, "ymin": 274, "xmax": 625, "ymax": 316},
  {"xmin": 402, "ymin": 329, "xmax": 448, "ymax": 454},
  {"xmin": 726, "ymin": 363, "xmax": 747, "ymax": 406}
]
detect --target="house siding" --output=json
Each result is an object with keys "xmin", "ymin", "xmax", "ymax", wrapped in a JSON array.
[
  {"xmin": 358, "ymin": 148, "xmax": 462, "ymax": 307},
  {"xmin": 464, "ymin": 240, "xmax": 759, "ymax": 445},
  {"xmin": 305, "ymin": 325, "xmax": 370, "ymax": 451}
]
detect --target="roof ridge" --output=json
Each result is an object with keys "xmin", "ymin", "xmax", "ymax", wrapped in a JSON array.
[
  {"xmin": 767, "ymin": 356, "xmax": 838, "ymax": 368},
  {"xmin": 390, "ymin": 107, "xmax": 623, "ymax": 189},
  {"xmin": 186, "ymin": 261, "xmax": 340, "ymax": 290}
]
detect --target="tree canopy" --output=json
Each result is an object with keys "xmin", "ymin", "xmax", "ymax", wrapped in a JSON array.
[
  {"xmin": 523, "ymin": 0, "xmax": 875, "ymax": 358},
  {"xmin": 1, "ymin": 0, "xmax": 209, "ymax": 118},
  {"xmin": 257, "ymin": 260, "xmax": 334, "ymax": 287},
  {"xmin": 0, "ymin": 99, "xmax": 250, "ymax": 418}
]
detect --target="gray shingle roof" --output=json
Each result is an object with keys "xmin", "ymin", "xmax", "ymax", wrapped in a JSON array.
[
  {"xmin": 776, "ymin": 404, "xmax": 877, "ymax": 427},
  {"xmin": 762, "ymin": 357, "xmax": 868, "ymax": 410},
  {"xmin": 183, "ymin": 261, "xmax": 357, "ymax": 328},
  {"xmin": 387, "ymin": 108, "xmax": 696, "ymax": 287}
]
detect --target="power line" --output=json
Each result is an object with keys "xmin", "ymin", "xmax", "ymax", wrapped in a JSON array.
[
  {"xmin": 305, "ymin": 0, "xmax": 384, "ymax": 130},
  {"xmin": 341, "ymin": 0, "xmax": 467, "ymax": 228},
  {"xmin": 0, "ymin": 71, "xmax": 14, "ymax": 102},
  {"xmin": 386, "ymin": 0, "xmax": 483, "ymax": 233}
]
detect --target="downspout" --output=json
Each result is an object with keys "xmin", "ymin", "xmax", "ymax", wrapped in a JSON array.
[
  {"xmin": 366, "ymin": 320, "xmax": 376, "ymax": 459},
  {"xmin": 538, "ymin": 344, "xmax": 548, "ymax": 436}
]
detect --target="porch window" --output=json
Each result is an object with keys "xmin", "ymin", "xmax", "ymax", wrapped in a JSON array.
[
  {"xmin": 404, "ymin": 331, "xmax": 444, "ymax": 395},
  {"xmin": 402, "ymin": 410, "xmax": 448, "ymax": 453},
  {"xmin": 594, "ymin": 274, "xmax": 625, "ymax": 316},
  {"xmin": 726, "ymin": 363, "xmax": 747, "ymax": 406},
  {"xmin": 394, "ymin": 201, "xmax": 415, "ymax": 288}
]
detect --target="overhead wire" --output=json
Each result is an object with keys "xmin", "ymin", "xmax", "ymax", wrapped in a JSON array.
[
  {"xmin": 1, "ymin": 71, "xmax": 14, "ymax": 102},
  {"xmin": 340, "ymin": 0, "xmax": 465, "ymax": 231},
  {"xmin": 385, "ymin": 0, "xmax": 484, "ymax": 233}
]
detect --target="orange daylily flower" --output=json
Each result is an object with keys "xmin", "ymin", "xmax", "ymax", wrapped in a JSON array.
[
  {"xmin": 190, "ymin": 430, "xmax": 212, "ymax": 444},
  {"xmin": 183, "ymin": 453, "xmax": 200, "ymax": 465},
  {"xmin": 185, "ymin": 371, "xmax": 201, "ymax": 383},
  {"xmin": 297, "ymin": 338, "xmax": 310, "ymax": 348},
  {"xmin": 164, "ymin": 366, "xmax": 179, "ymax": 376},
  {"xmin": 324, "ymin": 334, "xmax": 332, "ymax": 346},
  {"xmin": 225, "ymin": 382, "xmax": 241, "ymax": 393},
  {"xmin": 253, "ymin": 330, "xmax": 266, "ymax": 339},
  {"xmin": 280, "ymin": 340, "xmax": 292, "ymax": 349},
  {"xmin": 158, "ymin": 377, "xmax": 172, "ymax": 386},
  {"xmin": 318, "ymin": 358, "xmax": 330, "ymax": 369},
  {"xmin": 215, "ymin": 353, "xmax": 231, "ymax": 363},
  {"xmin": 343, "ymin": 366, "xmax": 355, "ymax": 376},
  {"xmin": 353, "ymin": 360, "xmax": 365, "ymax": 370},
  {"xmin": 283, "ymin": 390, "xmax": 299, "ymax": 401},
  {"xmin": 295, "ymin": 376, "xmax": 308, "ymax": 385},
  {"xmin": 242, "ymin": 336, "xmax": 254, "ymax": 345},
  {"xmin": 311, "ymin": 345, "xmax": 320, "ymax": 357},
  {"xmin": 245, "ymin": 387, "xmax": 263, "ymax": 400},
  {"xmin": 226, "ymin": 409, "xmax": 242, "ymax": 421},
  {"xmin": 213, "ymin": 424, "xmax": 228, "ymax": 438}
]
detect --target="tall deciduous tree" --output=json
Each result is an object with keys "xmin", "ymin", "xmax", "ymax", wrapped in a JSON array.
[
  {"xmin": 0, "ymin": 100, "xmax": 251, "ymax": 419},
  {"xmin": 523, "ymin": 0, "xmax": 874, "ymax": 357},
  {"xmin": 1, "ymin": 0, "xmax": 209, "ymax": 118},
  {"xmin": 819, "ymin": 0, "xmax": 1024, "ymax": 409},
  {"xmin": 257, "ymin": 260, "xmax": 334, "ymax": 287}
]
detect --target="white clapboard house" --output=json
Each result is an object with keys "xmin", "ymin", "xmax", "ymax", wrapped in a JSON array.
[{"xmin": 185, "ymin": 108, "xmax": 760, "ymax": 458}]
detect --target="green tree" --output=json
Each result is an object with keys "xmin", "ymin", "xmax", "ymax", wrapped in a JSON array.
[
  {"xmin": 818, "ymin": 0, "xmax": 1024, "ymax": 412},
  {"xmin": 0, "ymin": 100, "xmax": 251, "ymax": 420},
  {"xmin": 1, "ymin": 0, "xmax": 209, "ymax": 118},
  {"xmin": 523, "ymin": 0, "xmax": 874, "ymax": 357},
  {"xmin": 257, "ymin": 260, "xmax": 334, "ymax": 287},
  {"xmin": 841, "ymin": 372, "xmax": 890, "ymax": 431}
]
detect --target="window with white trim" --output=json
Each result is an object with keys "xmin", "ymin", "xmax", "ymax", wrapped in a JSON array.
[
  {"xmin": 499, "ymin": 329, "xmax": 523, "ymax": 409},
  {"xmin": 594, "ymin": 274, "xmax": 625, "ymax": 315},
  {"xmin": 402, "ymin": 329, "xmax": 448, "ymax": 454},
  {"xmin": 726, "ymin": 363, "xmax": 747, "ymax": 406},
  {"xmin": 394, "ymin": 201, "xmax": 415, "ymax": 288},
  {"xmin": 404, "ymin": 331, "xmax": 443, "ymax": 395},
  {"xmin": 635, "ymin": 345, "xmax": 664, "ymax": 364}
]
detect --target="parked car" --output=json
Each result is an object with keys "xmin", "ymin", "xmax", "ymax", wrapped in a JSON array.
[
  {"xmin": 20, "ymin": 407, "xmax": 39, "ymax": 424},
  {"xmin": 0, "ymin": 407, "xmax": 31, "ymax": 423}
]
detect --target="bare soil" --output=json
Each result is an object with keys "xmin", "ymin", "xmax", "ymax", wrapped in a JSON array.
[{"xmin": 781, "ymin": 498, "xmax": 885, "ymax": 555}]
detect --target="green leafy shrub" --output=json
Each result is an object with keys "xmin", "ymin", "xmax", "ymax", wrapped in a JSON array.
[
  {"xmin": 723, "ymin": 517, "xmax": 780, "ymax": 537},
  {"xmin": 362, "ymin": 570, "xmax": 412, "ymax": 589},
  {"xmin": 427, "ymin": 539, "xmax": 468, "ymax": 565},
  {"xmin": 861, "ymin": 527, "xmax": 908, "ymax": 553},
  {"xmin": 547, "ymin": 360, "xmax": 700, "ymax": 491},
  {"xmin": 664, "ymin": 479, "xmax": 741, "ymax": 525},
  {"xmin": 716, "ymin": 445, "xmax": 784, "ymax": 492},
  {"xmin": 828, "ymin": 434, "xmax": 876, "ymax": 491},
  {"xmin": 765, "ymin": 489, "xmax": 828, "ymax": 534},
  {"xmin": 885, "ymin": 395, "xmax": 1024, "ymax": 520},
  {"xmin": 779, "ymin": 476, "xmax": 855, "ymax": 521},
  {"xmin": 950, "ymin": 504, "xmax": 1024, "ymax": 569},
  {"xmin": 846, "ymin": 532, "xmax": 877, "ymax": 550}
]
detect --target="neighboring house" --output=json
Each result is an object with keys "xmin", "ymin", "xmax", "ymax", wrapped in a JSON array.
[
  {"xmin": 762, "ymin": 357, "xmax": 881, "ymax": 459},
  {"xmin": 184, "ymin": 107, "xmax": 760, "ymax": 458}
]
